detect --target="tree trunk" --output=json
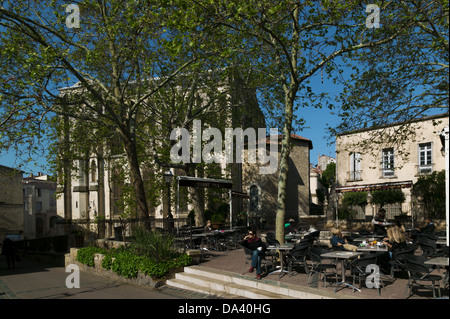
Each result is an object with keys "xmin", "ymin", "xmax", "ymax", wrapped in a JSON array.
[
  {"xmin": 275, "ymin": 92, "xmax": 295, "ymax": 244},
  {"xmin": 122, "ymin": 136, "xmax": 150, "ymax": 229}
]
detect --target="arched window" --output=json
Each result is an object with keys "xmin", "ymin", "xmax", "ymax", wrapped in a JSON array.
[{"xmin": 249, "ymin": 185, "xmax": 259, "ymax": 212}]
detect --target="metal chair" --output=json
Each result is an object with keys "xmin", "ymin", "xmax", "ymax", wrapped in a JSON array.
[
  {"xmin": 307, "ymin": 247, "xmax": 338, "ymax": 287},
  {"xmin": 403, "ymin": 255, "xmax": 442, "ymax": 299},
  {"xmin": 350, "ymin": 252, "xmax": 385, "ymax": 295},
  {"xmin": 242, "ymin": 246, "xmax": 270, "ymax": 275},
  {"xmin": 286, "ymin": 240, "xmax": 311, "ymax": 277},
  {"xmin": 390, "ymin": 244, "xmax": 418, "ymax": 278},
  {"xmin": 417, "ymin": 236, "xmax": 437, "ymax": 259}
]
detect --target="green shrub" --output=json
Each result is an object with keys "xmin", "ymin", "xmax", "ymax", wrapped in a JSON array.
[
  {"xmin": 130, "ymin": 226, "xmax": 177, "ymax": 262},
  {"xmin": 76, "ymin": 246, "xmax": 106, "ymax": 267},
  {"xmin": 100, "ymin": 248, "xmax": 192, "ymax": 279}
]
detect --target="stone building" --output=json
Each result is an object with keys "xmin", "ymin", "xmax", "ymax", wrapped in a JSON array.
[
  {"xmin": 0, "ymin": 164, "xmax": 24, "ymax": 240},
  {"xmin": 23, "ymin": 173, "xmax": 59, "ymax": 239},
  {"xmin": 55, "ymin": 76, "xmax": 316, "ymax": 237},
  {"xmin": 240, "ymin": 134, "xmax": 313, "ymax": 227},
  {"xmin": 335, "ymin": 113, "xmax": 449, "ymax": 221}
]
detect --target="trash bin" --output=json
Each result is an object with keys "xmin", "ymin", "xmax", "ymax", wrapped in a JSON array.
[{"xmin": 114, "ymin": 226, "xmax": 123, "ymax": 241}]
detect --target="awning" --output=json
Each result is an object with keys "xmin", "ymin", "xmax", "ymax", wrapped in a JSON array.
[
  {"xmin": 176, "ymin": 176, "xmax": 234, "ymax": 231},
  {"xmin": 177, "ymin": 176, "xmax": 233, "ymax": 189},
  {"xmin": 231, "ymin": 191, "xmax": 249, "ymax": 198},
  {"xmin": 336, "ymin": 180, "xmax": 413, "ymax": 193}
]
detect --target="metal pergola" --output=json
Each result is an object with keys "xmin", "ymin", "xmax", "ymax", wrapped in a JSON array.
[{"xmin": 176, "ymin": 176, "xmax": 234, "ymax": 232}]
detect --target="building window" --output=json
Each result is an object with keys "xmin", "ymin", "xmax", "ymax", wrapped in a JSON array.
[
  {"xmin": 249, "ymin": 185, "xmax": 259, "ymax": 212},
  {"xmin": 382, "ymin": 148, "xmax": 395, "ymax": 177},
  {"xmin": 418, "ymin": 142, "xmax": 433, "ymax": 174},
  {"xmin": 90, "ymin": 160, "xmax": 97, "ymax": 183},
  {"xmin": 36, "ymin": 201, "xmax": 43, "ymax": 212},
  {"xmin": 349, "ymin": 152, "xmax": 361, "ymax": 181}
]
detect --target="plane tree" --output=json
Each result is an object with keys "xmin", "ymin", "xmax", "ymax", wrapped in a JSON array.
[
  {"xmin": 0, "ymin": 0, "xmax": 228, "ymax": 226},
  {"xmin": 197, "ymin": 0, "xmax": 436, "ymax": 242}
]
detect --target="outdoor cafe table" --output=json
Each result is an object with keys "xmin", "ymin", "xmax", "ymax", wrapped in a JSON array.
[
  {"xmin": 191, "ymin": 232, "xmax": 220, "ymax": 249},
  {"xmin": 352, "ymin": 235, "xmax": 386, "ymax": 242},
  {"xmin": 320, "ymin": 251, "xmax": 364, "ymax": 293},
  {"xmin": 425, "ymin": 257, "xmax": 449, "ymax": 286},
  {"xmin": 357, "ymin": 245, "xmax": 388, "ymax": 253},
  {"xmin": 266, "ymin": 244, "xmax": 294, "ymax": 279},
  {"xmin": 425, "ymin": 257, "xmax": 449, "ymax": 267}
]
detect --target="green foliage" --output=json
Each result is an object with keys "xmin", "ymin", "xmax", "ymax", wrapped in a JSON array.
[
  {"xmin": 371, "ymin": 189, "xmax": 406, "ymax": 207},
  {"xmin": 320, "ymin": 162, "xmax": 336, "ymax": 188},
  {"xmin": 75, "ymin": 246, "xmax": 106, "ymax": 267},
  {"xmin": 412, "ymin": 170, "xmax": 446, "ymax": 219},
  {"xmin": 342, "ymin": 191, "xmax": 368, "ymax": 207},
  {"xmin": 130, "ymin": 226, "xmax": 177, "ymax": 263},
  {"xmin": 338, "ymin": 205, "xmax": 355, "ymax": 220},
  {"xmin": 77, "ymin": 246, "xmax": 192, "ymax": 279}
]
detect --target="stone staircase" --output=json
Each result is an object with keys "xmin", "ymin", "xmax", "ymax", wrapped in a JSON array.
[{"xmin": 166, "ymin": 265, "xmax": 358, "ymax": 299}]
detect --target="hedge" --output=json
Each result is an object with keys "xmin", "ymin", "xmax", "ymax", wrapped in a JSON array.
[{"xmin": 76, "ymin": 246, "xmax": 192, "ymax": 279}]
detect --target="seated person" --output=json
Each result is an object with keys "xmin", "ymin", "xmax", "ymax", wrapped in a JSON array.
[
  {"xmin": 372, "ymin": 208, "xmax": 390, "ymax": 236},
  {"xmin": 240, "ymin": 230, "xmax": 265, "ymax": 280},
  {"xmin": 380, "ymin": 226, "xmax": 408, "ymax": 272},
  {"xmin": 411, "ymin": 218, "xmax": 436, "ymax": 241},
  {"xmin": 383, "ymin": 226, "xmax": 408, "ymax": 258},
  {"xmin": 285, "ymin": 219, "xmax": 297, "ymax": 234},
  {"xmin": 204, "ymin": 220, "xmax": 212, "ymax": 232},
  {"xmin": 330, "ymin": 228, "xmax": 358, "ymax": 251}
]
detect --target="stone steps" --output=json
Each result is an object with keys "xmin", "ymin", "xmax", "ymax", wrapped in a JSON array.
[{"xmin": 166, "ymin": 265, "xmax": 357, "ymax": 299}]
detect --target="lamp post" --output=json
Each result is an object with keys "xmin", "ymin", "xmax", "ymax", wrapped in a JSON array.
[
  {"xmin": 164, "ymin": 171, "xmax": 174, "ymax": 231},
  {"xmin": 440, "ymin": 126, "xmax": 449, "ymax": 246}
]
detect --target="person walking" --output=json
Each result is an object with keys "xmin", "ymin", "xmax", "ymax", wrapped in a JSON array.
[{"xmin": 2, "ymin": 238, "xmax": 17, "ymax": 269}]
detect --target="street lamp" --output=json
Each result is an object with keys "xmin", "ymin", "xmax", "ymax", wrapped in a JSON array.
[
  {"xmin": 164, "ymin": 171, "xmax": 174, "ymax": 231},
  {"xmin": 439, "ymin": 126, "xmax": 449, "ymax": 246}
]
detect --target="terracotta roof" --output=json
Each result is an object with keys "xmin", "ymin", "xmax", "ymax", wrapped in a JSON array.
[{"xmin": 265, "ymin": 134, "xmax": 313, "ymax": 149}]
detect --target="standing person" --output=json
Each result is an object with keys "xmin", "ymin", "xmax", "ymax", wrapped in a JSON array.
[
  {"xmin": 1, "ymin": 238, "xmax": 17, "ymax": 269},
  {"xmin": 372, "ymin": 208, "xmax": 390, "ymax": 236},
  {"xmin": 241, "ymin": 230, "xmax": 265, "ymax": 280}
]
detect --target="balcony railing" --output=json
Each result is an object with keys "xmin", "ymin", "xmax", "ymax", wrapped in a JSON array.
[{"xmin": 347, "ymin": 170, "xmax": 362, "ymax": 182}]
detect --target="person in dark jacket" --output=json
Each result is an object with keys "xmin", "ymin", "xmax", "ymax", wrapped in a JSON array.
[
  {"xmin": 372, "ymin": 208, "xmax": 390, "ymax": 236},
  {"xmin": 241, "ymin": 230, "xmax": 265, "ymax": 279},
  {"xmin": 411, "ymin": 218, "xmax": 436, "ymax": 241},
  {"xmin": 2, "ymin": 238, "xmax": 17, "ymax": 269}
]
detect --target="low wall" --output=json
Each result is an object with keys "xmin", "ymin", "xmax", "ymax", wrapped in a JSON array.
[
  {"xmin": 65, "ymin": 247, "xmax": 202, "ymax": 289},
  {"xmin": 65, "ymin": 248, "xmax": 165, "ymax": 289}
]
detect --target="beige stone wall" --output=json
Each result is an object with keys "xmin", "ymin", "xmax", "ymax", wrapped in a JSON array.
[
  {"xmin": 0, "ymin": 165, "xmax": 24, "ymax": 235},
  {"xmin": 242, "ymin": 138, "xmax": 311, "ymax": 226},
  {"xmin": 335, "ymin": 114, "xmax": 449, "ymax": 217}
]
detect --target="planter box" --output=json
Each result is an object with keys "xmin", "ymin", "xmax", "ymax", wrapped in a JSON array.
[{"xmin": 65, "ymin": 248, "xmax": 165, "ymax": 288}]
